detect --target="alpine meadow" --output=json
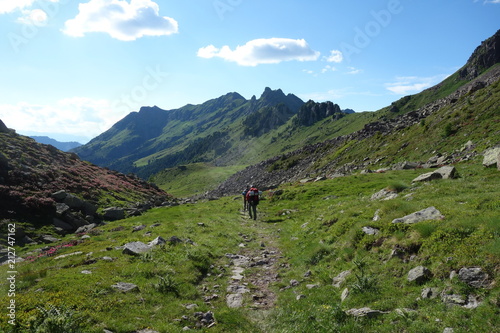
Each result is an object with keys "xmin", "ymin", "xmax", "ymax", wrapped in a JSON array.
[{"xmin": 1, "ymin": 3, "xmax": 500, "ymax": 333}]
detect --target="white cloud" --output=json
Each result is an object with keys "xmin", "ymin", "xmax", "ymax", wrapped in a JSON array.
[
  {"xmin": 63, "ymin": 0, "xmax": 179, "ymax": 41},
  {"xmin": 346, "ymin": 67, "xmax": 362, "ymax": 75},
  {"xmin": 385, "ymin": 74, "xmax": 449, "ymax": 95},
  {"xmin": 0, "ymin": 97, "xmax": 127, "ymax": 141},
  {"xmin": 324, "ymin": 50, "xmax": 343, "ymax": 63},
  {"xmin": 484, "ymin": 0, "xmax": 500, "ymax": 3},
  {"xmin": 197, "ymin": 38, "xmax": 320, "ymax": 66},
  {"xmin": 0, "ymin": 0, "xmax": 36, "ymax": 14},
  {"xmin": 0, "ymin": 0, "xmax": 60, "ymax": 15},
  {"xmin": 17, "ymin": 9, "xmax": 49, "ymax": 26}
]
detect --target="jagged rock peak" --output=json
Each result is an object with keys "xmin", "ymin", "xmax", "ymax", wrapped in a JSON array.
[
  {"xmin": 138, "ymin": 105, "xmax": 165, "ymax": 113},
  {"xmin": 260, "ymin": 87, "xmax": 285, "ymax": 99},
  {"xmin": 0, "ymin": 119, "xmax": 9, "ymax": 133},
  {"xmin": 459, "ymin": 29, "xmax": 500, "ymax": 80}
]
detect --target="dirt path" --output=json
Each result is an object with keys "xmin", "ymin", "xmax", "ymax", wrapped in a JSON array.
[{"xmin": 224, "ymin": 209, "xmax": 282, "ymax": 325}]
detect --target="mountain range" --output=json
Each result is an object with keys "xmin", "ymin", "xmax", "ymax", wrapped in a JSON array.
[
  {"xmin": 30, "ymin": 136, "xmax": 82, "ymax": 152},
  {"xmin": 0, "ymin": 28, "xmax": 499, "ymax": 333},
  {"xmin": 70, "ymin": 30, "xmax": 500, "ymax": 198}
]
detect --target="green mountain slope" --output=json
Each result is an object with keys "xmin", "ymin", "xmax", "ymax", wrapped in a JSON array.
[{"xmin": 73, "ymin": 88, "xmax": 305, "ymax": 178}]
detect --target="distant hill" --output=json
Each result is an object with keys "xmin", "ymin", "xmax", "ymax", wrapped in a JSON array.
[{"xmin": 30, "ymin": 136, "xmax": 82, "ymax": 152}]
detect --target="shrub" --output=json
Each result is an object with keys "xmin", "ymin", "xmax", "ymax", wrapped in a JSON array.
[{"xmin": 28, "ymin": 305, "xmax": 85, "ymax": 333}]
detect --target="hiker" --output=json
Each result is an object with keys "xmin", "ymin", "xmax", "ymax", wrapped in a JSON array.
[
  {"xmin": 242, "ymin": 185, "xmax": 250, "ymax": 211},
  {"xmin": 246, "ymin": 185, "xmax": 260, "ymax": 220}
]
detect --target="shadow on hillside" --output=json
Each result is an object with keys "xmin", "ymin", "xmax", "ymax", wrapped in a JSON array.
[{"xmin": 263, "ymin": 218, "xmax": 286, "ymax": 224}]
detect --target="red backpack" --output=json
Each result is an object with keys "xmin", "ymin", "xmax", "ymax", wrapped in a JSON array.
[{"xmin": 246, "ymin": 187, "xmax": 259, "ymax": 203}]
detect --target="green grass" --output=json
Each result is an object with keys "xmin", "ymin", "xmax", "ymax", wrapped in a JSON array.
[
  {"xmin": 2, "ymin": 161, "xmax": 499, "ymax": 332},
  {"xmin": 150, "ymin": 162, "xmax": 247, "ymax": 197}
]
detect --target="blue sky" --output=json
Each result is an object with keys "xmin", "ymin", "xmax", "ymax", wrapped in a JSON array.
[{"xmin": 0, "ymin": 0, "xmax": 499, "ymax": 143}]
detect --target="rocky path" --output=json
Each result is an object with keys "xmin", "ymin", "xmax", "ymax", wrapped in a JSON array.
[{"xmin": 225, "ymin": 210, "xmax": 282, "ymax": 313}]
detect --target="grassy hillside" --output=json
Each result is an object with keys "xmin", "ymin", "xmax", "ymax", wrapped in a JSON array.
[
  {"xmin": 2, "ymin": 158, "xmax": 498, "ymax": 332},
  {"xmin": 150, "ymin": 163, "xmax": 247, "ymax": 198}
]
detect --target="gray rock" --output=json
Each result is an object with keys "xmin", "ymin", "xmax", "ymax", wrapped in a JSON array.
[
  {"xmin": 346, "ymin": 307, "xmax": 389, "ymax": 318},
  {"xmin": 463, "ymin": 295, "xmax": 482, "ymax": 309},
  {"xmin": 53, "ymin": 217, "xmax": 74, "ymax": 231},
  {"xmin": 132, "ymin": 225, "xmax": 146, "ymax": 232},
  {"xmin": 392, "ymin": 207, "xmax": 443, "ymax": 224},
  {"xmin": 111, "ymin": 282, "xmax": 139, "ymax": 293},
  {"xmin": 483, "ymin": 147, "xmax": 500, "ymax": 167},
  {"xmin": 148, "ymin": 236, "xmax": 166, "ymax": 247},
  {"xmin": 168, "ymin": 236, "xmax": 183, "ymax": 244},
  {"xmin": 362, "ymin": 227, "xmax": 380, "ymax": 235},
  {"xmin": 407, "ymin": 266, "xmax": 431, "ymax": 284},
  {"xmin": 412, "ymin": 171, "xmax": 443, "ymax": 182},
  {"xmin": 458, "ymin": 267, "xmax": 490, "ymax": 288},
  {"xmin": 51, "ymin": 190, "xmax": 68, "ymax": 201},
  {"xmin": 102, "ymin": 207, "xmax": 125, "ymax": 221},
  {"xmin": 434, "ymin": 166, "xmax": 459, "ymax": 179},
  {"xmin": 442, "ymin": 294, "xmax": 466, "ymax": 306},
  {"xmin": 122, "ymin": 241, "xmax": 151, "ymax": 255},
  {"xmin": 443, "ymin": 328, "xmax": 454, "ymax": 333},
  {"xmin": 371, "ymin": 189, "xmax": 398, "ymax": 201},
  {"xmin": 306, "ymin": 284, "xmax": 319, "ymax": 289},
  {"xmin": 63, "ymin": 194, "xmax": 97, "ymax": 215},
  {"xmin": 332, "ymin": 270, "xmax": 351, "ymax": 288},
  {"xmin": 75, "ymin": 223, "xmax": 96, "ymax": 234},
  {"xmin": 341, "ymin": 288, "xmax": 349, "ymax": 302},
  {"xmin": 41, "ymin": 235, "xmax": 60, "ymax": 243},
  {"xmin": 421, "ymin": 287, "xmax": 440, "ymax": 299},
  {"xmin": 226, "ymin": 294, "xmax": 243, "ymax": 308}
]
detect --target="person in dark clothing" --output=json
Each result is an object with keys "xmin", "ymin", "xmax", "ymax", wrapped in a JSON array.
[
  {"xmin": 242, "ymin": 185, "xmax": 250, "ymax": 211},
  {"xmin": 245, "ymin": 185, "xmax": 259, "ymax": 220}
]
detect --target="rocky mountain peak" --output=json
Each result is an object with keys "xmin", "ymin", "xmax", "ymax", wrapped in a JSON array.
[
  {"xmin": 0, "ymin": 119, "xmax": 9, "ymax": 133},
  {"xmin": 459, "ymin": 29, "xmax": 500, "ymax": 80}
]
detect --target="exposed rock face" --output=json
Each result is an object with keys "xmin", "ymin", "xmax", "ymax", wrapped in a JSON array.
[
  {"xmin": 0, "ymin": 119, "xmax": 9, "ymax": 133},
  {"xmin": 294, "ymin": 100, "xmax": 343, "ymax": 126},
  {"xmin": 459, "ymin": 29, "xmax": 500, "ymax": 81}
]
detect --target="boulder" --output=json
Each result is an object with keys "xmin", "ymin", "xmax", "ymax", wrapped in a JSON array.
[
  {"xmin": 103, "ymin": 207, "xmax": 125, "ymax": 221},
  {"xmin": 412, "ymin": 171, "xmax": 442, "ymax": 182},
  {"xmin": 122, "ymin": 241, "xmax": 151, "ymax": 255},
  {"xmin": 63, "ymin": 194, "xmax": 97, "ymax": 215},
  {"xmin": 148, "ymin": 236, "xmax": 166, "ymax": 247},
  {"xmin": 434, "ymin": 166, "xmax": 459, "ymax": 179},
  {"xmin": 407, "ymin": 266, "xmax": 431, "ymax": 284},
  {"xmin": 392, "ymin": 207, "xmax": 443, "ymax": 224},
  {"xmin": 483, "ymin": 147, "xmax": 500, "ymax": 167},
  {"xmin": 458, "ymin": 267, "xmax": 490, "ymax": 288}
]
